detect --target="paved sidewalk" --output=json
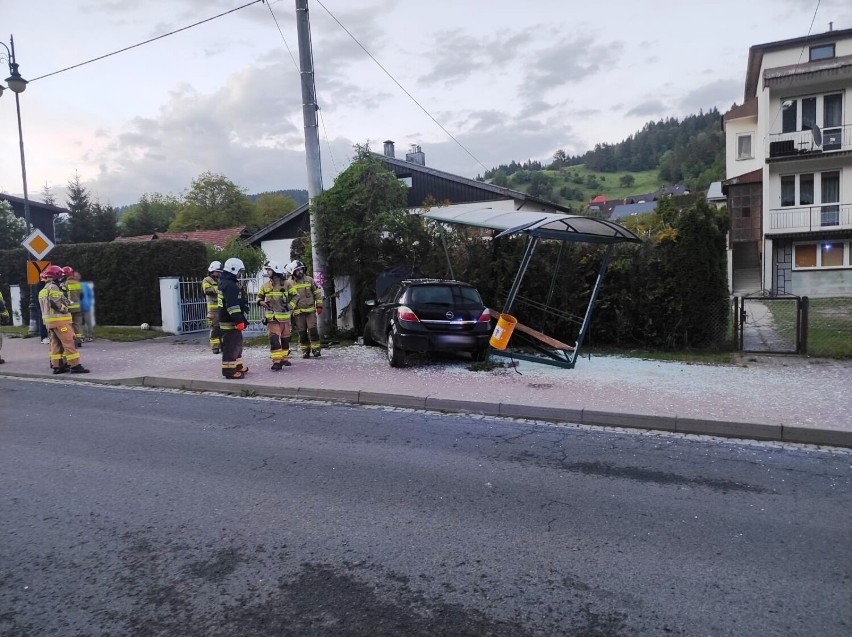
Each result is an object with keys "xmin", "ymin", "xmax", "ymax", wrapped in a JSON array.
[{"xmin": 1, "ymin": 332, "xmax": 850, "ymax": 448}]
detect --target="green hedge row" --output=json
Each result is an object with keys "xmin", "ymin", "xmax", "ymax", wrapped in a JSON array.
[{"xmin": 0, "ymin": 241, "xmax": 208, "ymax": 326}]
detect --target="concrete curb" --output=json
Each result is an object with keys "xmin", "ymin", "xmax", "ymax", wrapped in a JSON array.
[{"xmin": 3, "ymin": 371, "xmax": 850, "ymax": 449}]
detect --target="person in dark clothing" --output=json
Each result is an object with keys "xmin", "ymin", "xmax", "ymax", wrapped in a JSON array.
[{"xmin": 217, "ymin": 258, "xmax": 250, "ymax": 379}]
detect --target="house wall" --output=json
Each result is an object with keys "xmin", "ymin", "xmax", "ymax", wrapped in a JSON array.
[
  {"xmin": 259, "ymin": 238, "xmax": 295, "ymax": 269},
  {"xmin": 772, "ymin": 237, "xmax": 852, "ymax": 296},
  {"xmin": 724, "ymin": 117, "xmax": 760, "ymax": 178}
]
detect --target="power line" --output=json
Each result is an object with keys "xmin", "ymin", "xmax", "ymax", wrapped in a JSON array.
[
  {"xmin": 28, "ymin": 0, "xmax": 265, "ymax": 83},
  {"xmin": 313, "ymin": 0, "xmax": 489, "ymax": 173}
]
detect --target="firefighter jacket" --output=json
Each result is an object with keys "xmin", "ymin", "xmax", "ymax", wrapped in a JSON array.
[
  {"xmin": 65, "ymin": 278, "xmax": 82, "ymax": 313},
  {"xmin": 38, "ymin": 281, "xmax": 72, "ymax": 328},
  {"xmin": 257, "ymin": 275, "xmax": 293, "ymax": 322},
  {"xmin": 0, "ymin": 290, "xmax": 9, "ymax": 322},
  {"xmin": 202, "ymin": 275, "xmax": 219, "ymax": 311},
  {"xmin": 288, "ymin": 274, "xmax": 323, "ymax": 315},
  {"xmin": 217, "ymin": 272, "xmax": 248, "ymax": 331}
]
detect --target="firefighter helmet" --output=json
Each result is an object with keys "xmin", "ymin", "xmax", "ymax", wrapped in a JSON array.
[
  {"xmin": 223, "ymin": 258, "xmax": 245, "ymax": 275},
  {"xmin": 265, "ymin": 260, "xmax": 286, "ymax": 275},
  {"xmin": 288, "ymin": 260, "xmax": 306, "ymax": 275},
  {"xmin": 61, "ymin": 266, "xmax": 74, "ymax": 277},
  {"xmin": 41, "ymin": 265, "xmax": 65, "ymax": 280},
  {"xmin": 208, "ymin": 260, "xmax": 223, "ymax": 273}
]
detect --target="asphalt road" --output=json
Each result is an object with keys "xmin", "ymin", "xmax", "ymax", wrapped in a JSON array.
[{"xmin": 1, "ymin": 378, "xmax": 850, "ymax": 636}]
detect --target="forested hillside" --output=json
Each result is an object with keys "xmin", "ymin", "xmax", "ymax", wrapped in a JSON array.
[{"xmin": 480, "ymin": 108, "xmax": 725, "ymax": 211}]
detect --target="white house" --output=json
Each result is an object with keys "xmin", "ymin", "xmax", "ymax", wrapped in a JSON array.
[{"xmin": 723, "ymin": 26, "xmax": 852, "ymax": 297}]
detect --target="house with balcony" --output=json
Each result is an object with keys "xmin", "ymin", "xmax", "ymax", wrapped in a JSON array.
[{"xmin": 723, "ymin": 26, "xmax": 852, "ymax": 297}]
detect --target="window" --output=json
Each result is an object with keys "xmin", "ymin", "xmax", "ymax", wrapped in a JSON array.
[
  {"xmin": 782, "ymin": 100, "xmax": 797, "ymax": 133},
  {"xmin": 795, "ymin": 244, "xmax": 817, "ymax": 268},
  {"xmin": 736, "ymin": 134, "xmax": 752, "ymax": 160},
  {"xmin": 821, "ymin": 242, "xmax": 844, "ymax": 267},
  {"xmin": 781, "ymin": 176, "xmax": 796, "ymax": 207},
  {"xmin": 799, "ymin": 174, "xmax": 814, "ymax": 206},
  {"xmin": 794, "ymin": 241, "xmax": 849, "ymax": 269},
  {"xmin": 809, "ymin": 43, "xmax": 835, "ymax": 61},
  {"xmin": 779, "ymin": 93, "xmax": 843, "ymax": 136},
  {"xmin": 820, "ymin": 171, "xmax": 840, "ymax": 226}
]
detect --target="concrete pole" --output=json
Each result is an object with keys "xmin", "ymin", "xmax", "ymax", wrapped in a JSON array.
[{"xmin": 295, "ymin": 0, "xmax": 332, "ymax": 334}]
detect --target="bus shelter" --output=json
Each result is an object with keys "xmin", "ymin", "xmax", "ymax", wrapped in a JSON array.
[{"xmin": 423, "ymin": 204, "xmax": 641, "ymax": 368}]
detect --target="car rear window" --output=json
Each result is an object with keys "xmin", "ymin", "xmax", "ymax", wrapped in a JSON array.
[{"xmin": 409, "ymin": 285, "xmax": 482, "ymax": 305}]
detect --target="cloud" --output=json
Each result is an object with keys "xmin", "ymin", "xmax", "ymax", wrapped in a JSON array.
[
  {"xmin": 625, "ymin": 100, "xmax": 667, "ymax": 118},
  {"xmin": 521, "ymin": 37, "xmax": 624, "ymax": 97},
  {"xmin": 679, "ymin": 78, "xmax": 742, "ymax": 113}
]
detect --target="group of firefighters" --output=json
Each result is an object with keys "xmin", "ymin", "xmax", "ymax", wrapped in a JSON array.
[
  {"xmin": 203, "ymin": 257, "xmax": 323, "ymax": 380},
  {"xmin": 0, "ymin": 258, "xmax": 322, "ymax": 380}
]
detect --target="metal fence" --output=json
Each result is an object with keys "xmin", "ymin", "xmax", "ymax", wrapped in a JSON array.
[
  {"xmin": 733, "ymin": 294, "xmax": 852, "ymax": 358},
  {"xmin": 801, "ymin": 296, "xmax": 852, "ymax": 358},
  {"xmin": 178, "ymin": 276, "xmax": 265, "ymax": 336}
]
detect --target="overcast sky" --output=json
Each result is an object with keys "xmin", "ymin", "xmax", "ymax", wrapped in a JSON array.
[{"xmin": 1, "ymin": 0, "xmax": 850, "ymax": 207}]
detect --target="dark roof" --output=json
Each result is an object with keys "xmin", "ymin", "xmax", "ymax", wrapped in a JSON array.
[
  {"xmin": 721, "ymin": 169, "xmax": 762, "ymax": 194},
  {"xmin": 115, "ymin": 226, "xmax": 247, "ymax": 248},
  {"xmin": 246, "ymin": 202, "xmax": 310, "ymax": 245},
  {"xmin": 0, "ymin": 192, "xmax": 68, "ymax": 216},
  {"xmin": 372, "ymin": 153, "xmax": 573, "ymax": 213},
  {"xmin": 609, "ymin": 201, "xmax": 657, "ymax": 219},
  {"xmin": 744, "ymin": 27, "xmax": 852, "ymax": 100},
  {"xmin": 723, "ymin": 98, "xmax": 757, "ymax": 122}
]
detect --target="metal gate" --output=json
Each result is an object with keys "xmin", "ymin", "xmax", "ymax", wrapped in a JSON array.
[
  {"xmin": 178, "ymin": 277, "xmax": 265, "ymax": 335},
  {"xmin": 735, "ymin": 293, "xmax": 802, "ymax": 354}
]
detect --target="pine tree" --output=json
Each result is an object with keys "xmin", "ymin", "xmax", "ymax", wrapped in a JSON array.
[{"xmin": 65, "ymin": 173, "xmax": 95, "ymax": 243}]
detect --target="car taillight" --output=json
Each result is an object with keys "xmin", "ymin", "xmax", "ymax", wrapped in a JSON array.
[
  {"xmin": 397, "ymin": 306, "xmax": 420, "ymax": 322},
  {"xmin": 477, "ymin": 308, "xmax": 492, "ymax": 323}
]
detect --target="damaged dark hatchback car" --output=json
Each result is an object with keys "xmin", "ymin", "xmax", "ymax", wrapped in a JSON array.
[{"xmin": 363, "ymin": 279, "xmax": 492, "ymax": 367}]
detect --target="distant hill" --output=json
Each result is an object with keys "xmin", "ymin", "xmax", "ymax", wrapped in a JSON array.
[
  {"xmin": 248, "ymin": 189, "xmax": 309, "ymax": 206},
  {"xmin": 481, "ymin": 108, "xmax": 725, "ymax": 212}
]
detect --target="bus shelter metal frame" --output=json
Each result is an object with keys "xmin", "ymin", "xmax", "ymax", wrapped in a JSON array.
[{"xmin": 423, "ymin": 205, "xmax": 641, "ymax": 369}]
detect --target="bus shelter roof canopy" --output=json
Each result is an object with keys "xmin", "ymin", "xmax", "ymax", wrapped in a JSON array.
[{"xmin": 422, "ymin": 203, "xmax": 641, "ymax": 245}]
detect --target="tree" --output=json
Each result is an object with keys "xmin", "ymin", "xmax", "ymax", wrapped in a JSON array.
[
  {"xmin": 251, "ymin": 192, "xmax": 297, "ymax": 231},
  {"xmin": 0, "ymin": 200, "xmax": 26, "ymax": 250},
  {"xmin": 169, "ymin": 172, "xmax": 254, "ymax": 231},
  {"xmin": 91, "ymin": 202, "xmax": 118, "ymax": 242},
  {"xmin": 619, "ymin": 174, "xmax": 636, "ymax": 188},
  {"xmin": 313, "ymin": 145, "xmax": 423, "ymax": 328},
  {"xmin": 119, "ymin": 193, "xmax": 181, "ymax": 236},
  {"xmin": 65, "ymin": 173, "xmax": 95, "ymax": 243},
  {"xmin": 207, "ymin": 236, "xmax": 266, "ymax": 276}
]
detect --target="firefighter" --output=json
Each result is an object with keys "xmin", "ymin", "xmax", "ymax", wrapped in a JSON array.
[
  {"xmin": 217, "ymin": 258, "xmax": 250, "ymax": 379},
  {"xmin": 287, "ymin": 260, "xmax": 323, "ymax": 358},
  {"xmin": 62, "ymin": 266, "xmax": 84, "ymax": 347},
  {"xmin": 38, "ymin": 264, "xmax": 89, "ymax": 374},
  {"xmin": 257, "ymin": 260, "xmax": 294, "ymax": 370},
  {"xmin": 202, "ymin": 261, "xmax": 223, "ymax": 354}
]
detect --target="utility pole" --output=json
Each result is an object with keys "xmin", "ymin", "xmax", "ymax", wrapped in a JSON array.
[{"xmin": 295, "ymin": 0, "xmax": 332, "ymax": 334}]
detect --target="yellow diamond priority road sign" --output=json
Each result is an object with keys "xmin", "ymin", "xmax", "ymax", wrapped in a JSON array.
[{"xmin": 22, "ymin": 228, "xmax": 55, "ymax": 260}]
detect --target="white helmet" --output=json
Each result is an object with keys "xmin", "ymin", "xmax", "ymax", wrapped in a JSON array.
[
  {"xmin": 223, "ymin": 258, "xmax": 245, "ymax": 275},
  {"xmin": 288, "ymin": 260, "xmax": 306, "ymax": 275},
  {"xmin": 265, "ymin": 260, "xmax": 286, "ymax": 275},
  {"xmin": 208, "ymin": 260, "xmax": 223, "ymax": 273}
]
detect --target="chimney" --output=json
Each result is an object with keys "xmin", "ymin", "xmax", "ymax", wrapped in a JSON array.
[
  {"xmin": 405, "ymin": 144, "xmax": 425, "ymax": 166},
  {"xmin": 383, "ymin": 140, "xmax": 395, "ymax": 158}
]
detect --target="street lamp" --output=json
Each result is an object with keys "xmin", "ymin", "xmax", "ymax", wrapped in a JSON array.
[{"xmin": 0, "ymin": 35, "xmax": 39, "ymax": 337}]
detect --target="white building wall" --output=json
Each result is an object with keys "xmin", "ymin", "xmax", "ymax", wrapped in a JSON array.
[
  {"xmin": 260, "ymin": 238, "xmax": 295, "ymax": 269},
  {"xmin": 724, "ymin": 117, "xmax": 760, "ymax": 178}
]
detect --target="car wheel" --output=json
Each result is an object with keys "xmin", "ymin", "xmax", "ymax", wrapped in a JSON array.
[
  {"xmin": 387, "ymin": 326, "xmax": 406, "ymax": 367},
  {"xmin": 473, "ymin": 346, "xmax": 489, "ymax": 362},
  {"xmin": 362, "ymin": 322, "xmax": 376, "ymax": 346}
]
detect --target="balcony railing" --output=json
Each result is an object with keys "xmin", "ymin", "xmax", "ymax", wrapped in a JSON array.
[
  {"xmin": 766, "ymin": 123, "xmax": 852, "ymax": 159},
  {"xmin": 767, "ymin": 203, "xmax": 852, "ymax": 234}
]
